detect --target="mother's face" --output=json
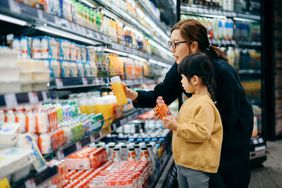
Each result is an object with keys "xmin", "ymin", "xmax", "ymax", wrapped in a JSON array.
[{"xmin": 170, "ymin": 29, "xmax": 198, "ymax": 64}]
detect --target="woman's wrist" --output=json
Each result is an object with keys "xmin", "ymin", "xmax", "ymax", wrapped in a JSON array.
[{"xmin": 131, "ymin": 90, "xmax": 138, "ymax": 101}]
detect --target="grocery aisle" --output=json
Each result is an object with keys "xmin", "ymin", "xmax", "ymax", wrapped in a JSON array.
[{"xmin": 250, "ymin": 140, "xmax": 282, "ymax": 188}]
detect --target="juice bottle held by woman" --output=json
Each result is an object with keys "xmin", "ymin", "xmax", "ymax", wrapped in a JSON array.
[{"xmin": 111, "ymin": 76, "xmax": 128, "ymax": 105}]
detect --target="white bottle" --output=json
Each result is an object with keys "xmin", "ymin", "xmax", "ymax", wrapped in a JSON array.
[{"xmin": 227, "ymin": 47, "xmax": 235, "ymax": 66}]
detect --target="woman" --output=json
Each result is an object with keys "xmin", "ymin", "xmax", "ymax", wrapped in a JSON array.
[{"xmin": 125, "ymin": 19, "xmax": 253, "ymax": 188}]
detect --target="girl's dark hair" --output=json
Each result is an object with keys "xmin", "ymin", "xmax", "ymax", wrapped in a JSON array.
[
  {"xmin": 171, "ymin": 19, "xmax": 227, "ymax": 61},
  {"xmin": 178, "ymin": 53, "xmax": 216, "ymax": 102}
]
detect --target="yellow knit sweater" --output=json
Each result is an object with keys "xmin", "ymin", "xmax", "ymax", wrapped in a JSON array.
[{"xmin": 173, "ymin": 94, "xmax": 223, "ymax": 173}]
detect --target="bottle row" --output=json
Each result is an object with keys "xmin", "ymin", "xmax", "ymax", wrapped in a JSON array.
[
  {"xmin": 182, "ymin": 0, "xmax": 260, "ymax": 14},
  {"xmin": 15, "ymin": 0, "xmax": 168, "ymax": 49},
  {"xmin": 181, "ymin": 16, "xmax": 261, "ymax": 42}
]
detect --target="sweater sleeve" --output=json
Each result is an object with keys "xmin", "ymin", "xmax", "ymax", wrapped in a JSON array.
[
  {"xmin": 133, "ymin": 63, "xmax": 183, "ymax": 108},
  {"xmin": 176, "ymin": 103, "xmax": 214, "ymax": 143}
]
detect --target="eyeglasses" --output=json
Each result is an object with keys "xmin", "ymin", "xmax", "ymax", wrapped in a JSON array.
[{"xmin": 168, "ymin": 40, "xmax": 187, "ymax": 49}]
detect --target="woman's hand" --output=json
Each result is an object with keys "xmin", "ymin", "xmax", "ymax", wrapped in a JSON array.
[
  {"xmin": 122, "ymin": 83, "xmax": 138, "ymax": 100},
  {"xmin": 163, "ymin": 115, "xmax": 177, "ymax": 131}
]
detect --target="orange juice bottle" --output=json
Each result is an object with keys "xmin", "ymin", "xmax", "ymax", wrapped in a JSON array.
[{"xmin": 111, "ymin": 76, "xmax": 127, "ymax": 105}]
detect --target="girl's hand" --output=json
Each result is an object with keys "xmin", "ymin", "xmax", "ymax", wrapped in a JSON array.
[{"xmin": 163, "ymin": 115, "xmax": 177, "ymax": 131}]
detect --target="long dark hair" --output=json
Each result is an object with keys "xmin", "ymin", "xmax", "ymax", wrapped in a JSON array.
[
  {"xmin": 178, "ymin": 53, "xmax": 216, "ymax": 102},
  {"xmin": 171, "ymin": 19, "xmax": 227, "ymax": 61}
]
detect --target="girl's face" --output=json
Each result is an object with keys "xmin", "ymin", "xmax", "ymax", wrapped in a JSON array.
[
  {"xmin": 170, "ymin": 30, "xmax": 190, "ymax": 64},
  {"xmin": 170, "ymin": 29, "xmax": 199, "ymax": 64},
  {"xmin": 181, "ymin": 74, "xmax": 195, "ymax": 93}
]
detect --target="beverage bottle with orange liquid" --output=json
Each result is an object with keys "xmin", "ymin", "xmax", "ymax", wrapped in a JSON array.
[{"xmin": 111, "ymin": 76, "xmax": 127, "ymax": 105}]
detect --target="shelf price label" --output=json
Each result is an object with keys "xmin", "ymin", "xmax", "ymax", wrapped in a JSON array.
[
  {"xmin": 90, "ymin": 134, "xmax": 95, "ymax": 143},
  {"xmin": 4, "ymin": 94, "xmax": 17, "ymax": 108},
  {"xmin": 76, "ymin": 141, "xmax": 82, "ymax": 150},
  {"xmin": 82, "ymin": 78, "xmax": 88, "ymax": 86},
  {"xmin": 25, "ymin": 179, "xmax": 36, "ymax": 188},
  {"xmin": 55, "ymin": 78, "xmax": 63, "ymax": 88},
  {"xmin": 56, "ymin": 150, "xmax": 64, "ymax": 160},
  {"xmin": 28, "ymin": 92, "xmax": 39, "ymax": 104},
  {"xmin": 8, "ymin": 0, "xmax": 21, "ymax": 14}
]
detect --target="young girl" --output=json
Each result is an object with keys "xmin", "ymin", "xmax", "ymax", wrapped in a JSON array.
[{"xmin": 162, "ymin": 53, "xmax": 223, "ymax": 188}]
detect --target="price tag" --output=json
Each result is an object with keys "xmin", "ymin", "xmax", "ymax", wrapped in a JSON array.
[
  {"xmin": 56, "ymin": 150, "xmax": 64, "ymax": 160},
  {"xmin": 8, "ymin": 0, "xmax": 21, "ymax": 14},
  {"xmin": 0, "ymin": 177, "xmax": 10, "ymax": 188},
  {"xmin": 92, "ymin": 32, "xmax": 98, "ymax": 39},
  {"xmin": 28, "ymin": 92, "xmax": 39, "ymax": 104},
  {"xmin": 76, "ymin": 141, "xmax": 82, "ymax": 150},
  {"xmin": 253, "ymin": 139, "xmax": 258, "ymax": 145},
  {"xmin": 37, "ymin": 10, "xmax": 45, "ymax": 22},
  {"xmin": 123, "ymin": 46, "xmax": 127, "ymax": 51},
  {"xmin": 101, "ymin": 35, "xmax": 106, "ymax": 41},
  {"xmin": 55, "ymin": 78, "xmax": 63, "ymax": 88},
  {"xmin": 258, "ymin": 137, "xmax": 264, "ymax": 144},
  {"xmin": 54, "ymin": 17, "xmax": 61, "ymax": 26},
  {"xmin": 82, "ymin": 78, "xmax": 88, "ymax": 86},
  {"xmin": 4, "ymin": 94, "xmax": 17, "ymax": 108},
  {"xmin": 25, "ymin": 179, "xmax": 36, "ymax": 188},
  {"xmin": 42, "ymin": 91, "xmax": 48, "ymax": 101},
  {"xmin": 94, "ymin": 132, "xmax": 100, "ymax": 140},
  {"xmin": 112, "ymin": 123, "xmax": 117, "ymax": 130},
  {"xmin": 72, "ymin": 23, "xmax": 78, "ymax": 32},
  {"xmin": 120, "ymin": 118, "xmax": 127, "ymax": 125},
  {"xmin": 90, "ymin": 134, "xmax": 95, "ymax": 143}
]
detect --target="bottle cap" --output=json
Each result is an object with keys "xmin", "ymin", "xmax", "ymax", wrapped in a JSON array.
[{"xmin": 110, "ymin": 76, "xmax": 121, "ymax": 83}]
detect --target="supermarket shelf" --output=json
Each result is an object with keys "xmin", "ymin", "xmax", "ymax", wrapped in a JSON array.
[
  {"xmin": 124, "ymin": 79, "xmax": 156, "ymax": 87},
  {"xmin": 11, "ymin": 166, "xmax": 57, "ymax": 188},
  {"xmin": 95, "ymin": 0, "xmax": 169, "ymax": 50},
  {"xmin": 239, "ymin": 69, "xmax": 261, "ymax": 75},
  {"xmin": 50, "ymin": 77, "xmax": 107, "ymax": 90},
  {"xmin": 155, "ymin": 155, "xmax": 176, "ymax": 188},
  {"xmin": 0, "ymin": 0, "xmax": 173, "ymax": 66},
  {"xmin": 0, "ymin": 91, "xmax": 54, "ymax": 108},
  {"xmin": 148, "ymin": 153, "xmax": 172, "ymax": 188},
  {"xmin": 44, "ymin": 108, "xmax": 146, "ymax": 161},
  {"xmin": 181, "ymin": 4, "xmax": 260, "ymax": 21},
  {"xmin": 136, "ymin": 0, "xmax": 169, "ymax": 35},
  {"xmin": 109, "ymin": 42, "xmax": 150, "ymax": 60},
  {"xmin": 0, "ymin": 0, "xmax": 111, "ymax": 45},
  {"xmin": 211, "ymin": 39, "xmax": 236, "ymax": 46},
  {"xmin": 103, "ymin": 42, "xmax": 173, "ymax": 65},
  {"xmin": 237, "ymin": 41, "xmax": 262, "ymax": 48},
  {"xmin": 49, "ymin": 77, "xmax": 156, "ymax": 90}
]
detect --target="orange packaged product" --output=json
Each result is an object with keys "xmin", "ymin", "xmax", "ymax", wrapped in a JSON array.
[{"xmin": 155, "ymin": 97, "xmax": 170, "ymax": 119}]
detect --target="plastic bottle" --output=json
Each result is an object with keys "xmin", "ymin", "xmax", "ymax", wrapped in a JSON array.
[
  {"xmin": 111, "ymin": 76, "xmax": 127, "ymax": 105},
  {"xmin": 127, "ymin": 147, "xmax": 136, "ymax": 161},
  {"xmin": 227, "ymin": 47, "xmax": 235, "ymax": 66}
]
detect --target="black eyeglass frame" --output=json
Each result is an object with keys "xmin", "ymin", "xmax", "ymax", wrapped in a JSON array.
[{"xmin": 168, "ymin": 40, "xmax": 187, "ymax": 49}]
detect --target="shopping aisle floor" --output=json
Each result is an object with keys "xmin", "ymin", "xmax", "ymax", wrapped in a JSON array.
[{"xmin": 249, "ymin": 140, "xmax": 282, "ymax": 188}]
